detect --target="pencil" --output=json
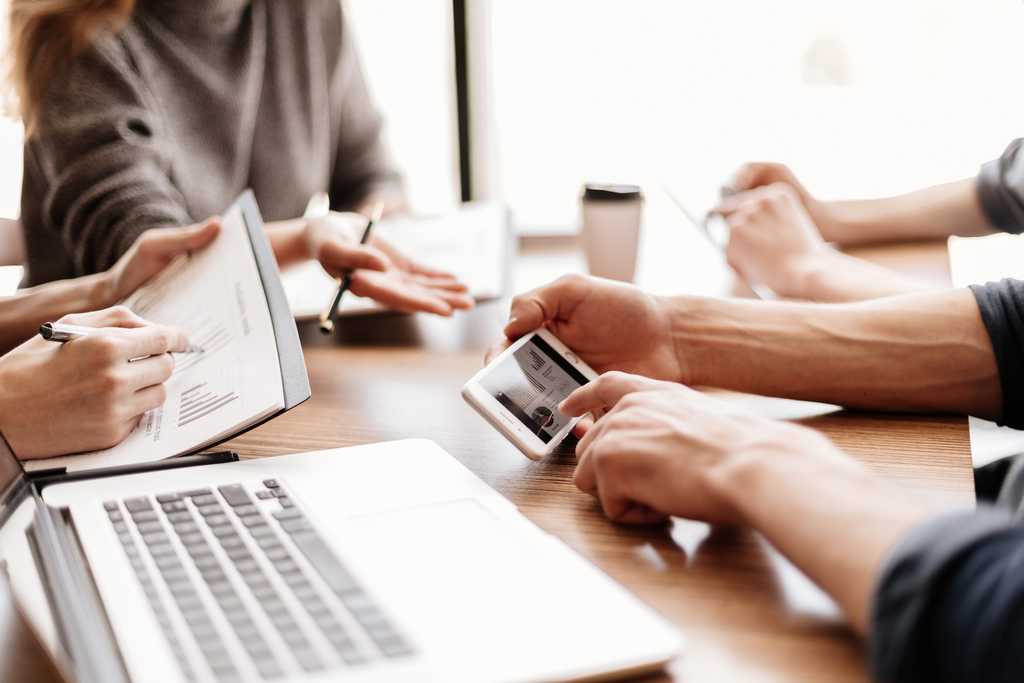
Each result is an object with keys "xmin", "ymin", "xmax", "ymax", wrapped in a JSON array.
[{"xmin": 319, "ymin": 204, "xmax": 384, "ymax": 334}]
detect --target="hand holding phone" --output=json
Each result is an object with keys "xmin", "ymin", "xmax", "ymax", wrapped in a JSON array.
[{"xmin": 463, "ymin": 328, "xmax": 598, "ymax": 459}]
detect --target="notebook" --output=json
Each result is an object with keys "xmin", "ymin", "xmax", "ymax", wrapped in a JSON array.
[{"xmin": 23, "ymin": 192, "xmax": 310, "ymax": 474}]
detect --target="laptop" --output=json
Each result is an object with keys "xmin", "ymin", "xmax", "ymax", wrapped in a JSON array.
[{"xmin": 0, "ymin": 435, "xmax": 681, "ymax": 683}]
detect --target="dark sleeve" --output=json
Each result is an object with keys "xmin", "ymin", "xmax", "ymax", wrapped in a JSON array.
[
  {"xmin": 870, "ymin": 507, "xmax": 1024, "ymax": 683},
  {"xmin": 970, "ymin": 280, "xmax": 1024, "ymax": 429},
  {"xmin": 977, "ymin": 138, "xmax": 1024, "ymax": 233},
  {"xmin": 24, "ymin": 32, "xmax": 190, "ymax": 279},
  {"xmin": 325, "ymin": 4, "xmax": 403, "ymax": 211}
]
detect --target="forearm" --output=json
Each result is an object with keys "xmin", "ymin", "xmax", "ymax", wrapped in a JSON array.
[
  {"xmin": 672, "ymin": 289, "xmax": 1001, "ymax": 418},
  {"xmin": 0, "ymin": 274, "xmax": 114, "ymax": 353},
  {"xmin": 789, "ymin": 250, "xmax": 934, "ymax": 302},
  {"xmin": 715, "ymin": 443, "xmax": 943, "ymax": 633},
  {"xmin": 823, "ymin": 178, "xmax": 991, "ymax": 246}
]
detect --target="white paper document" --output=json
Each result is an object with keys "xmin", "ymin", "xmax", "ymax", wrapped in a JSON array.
[
  {"xmin": 25, "ymin": 203, "xmax": 284, "ymax": 473},
  {"xmin": 282, "ymin": 202, "xmax": 507, "ymax": 319},
  {"xmin": 948, "ymin": 232, "xmax": 1024, "ymax": 467}
]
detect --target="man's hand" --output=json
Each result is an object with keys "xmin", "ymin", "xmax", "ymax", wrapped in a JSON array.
[
  {"xmin": 724, "ymin": 162, "xmax": 841, "ymax": 241},
  {"xmin": 717, "ymin": 183, "xmax": 831, "ymax": 298},
  {"xmin": 0, "ymin": 307, "xmax": 188, "ymax": 459},
  {"xmin": 560, "ymin": 370, "xmax": 852, "ymax": 525},
  {"xmin": 304, "ymin": 212, "xmax": 475, "ymax": 316},
  {"xmin": 102, "ymin": 219, "xmax": 221, "ymax": 304},
  {"xmin": 488, "ymin": 274, "xmax": 685, "ymax": 382}
]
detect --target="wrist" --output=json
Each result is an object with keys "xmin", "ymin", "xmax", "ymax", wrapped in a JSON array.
[
  {"xmin": 267, "ymin": 219, "xmax": 312, "ymax": 268},
  {"xmin": 663, "ymin": 294, "xmax": 738, "ymax": 388},
  {"xmin": 707, "ymin": 425, "xmax": 854, "ymax": 527},
  {"xmin": 89, "ymin": 271, "xmax": 118, "ymax": 310}
]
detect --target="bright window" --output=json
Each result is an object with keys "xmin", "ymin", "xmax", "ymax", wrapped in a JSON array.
[{"xmin": 478, "ymin": 0, "xmax": 1024, "ymax": 231}]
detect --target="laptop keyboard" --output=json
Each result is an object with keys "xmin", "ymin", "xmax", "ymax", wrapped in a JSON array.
[{"xmin": 104, "ymin": 479, "xmax": 414, "ymax": 682}]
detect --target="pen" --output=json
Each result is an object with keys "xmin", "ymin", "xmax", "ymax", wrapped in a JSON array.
[
  {"xmin": 319, "ymin": 203, "xmax": 384, "ymax": 334},
  {"xmin": 38, "ymin": 322, "xmax": 205, "ymax": 354}
]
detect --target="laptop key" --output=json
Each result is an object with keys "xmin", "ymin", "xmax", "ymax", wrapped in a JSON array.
[
  {"xmin": 277, "ymin": 497, "xmax": 295, "ymax": 509},
  {"xmin": 156, "ymin": 493, "xmax": 181, "ymax": 504},
  {"xmin": 178, "ymin": 488, "xmax": 212, "ymax": 498},
  {"xmin": 272, "ymin": 508, "xmax": 303, "ymax": 521},
  {"xmin": 192, "ymin": 494, "xmax": 218, "ymax": 507},
  {"xmin": 255, "ymin": 490, "xmax": 275, "ymax": 500},
  {"xmin": 124, "ymin": 497, "xmax": 152, "ymax": 513},
  {"xmin": 130, "ymin": 510, "xmax": 158, "ymax": 523},
  {"xmin": 263, "ymin": 479, "xmax": 279, "ymax": 489},
  {"xmin": 232, "ymin": 504, "xmax": 259, "ymax": 517},
  {"xmin": 103, "ymin": 501, "xmax": 119, "ymax": 511},
  {"xmin": 218, "ymin": 484, "xmax": 251, "ymax": 507}
]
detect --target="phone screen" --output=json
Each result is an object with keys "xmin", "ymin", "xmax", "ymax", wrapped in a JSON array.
[{"xmin": 479, "ymin": 335, "xmax": 590, "ymax": 443}]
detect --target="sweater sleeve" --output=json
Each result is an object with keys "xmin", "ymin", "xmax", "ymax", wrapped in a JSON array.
[
  {"xmin": 325, "ymin": 4, "xmax": 403, "ymax": 211},
  {"xmin": 976, "ymin": 139, "xmax": 1024, "ymax": 233},
  {"xmin": 870, "ymin": 507, "xmax": 1024, "ymax": 683},
  {"xmin": 969, "ymin": 280, "xmax": 1024, "ymax": 429},
  {"xmin": 22, "ymin": 33, "xmax": 191, "ymax": 283}
]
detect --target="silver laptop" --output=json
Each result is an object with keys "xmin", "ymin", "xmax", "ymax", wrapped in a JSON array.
[{"xmin": 0, "ymin": 436, "xmax": 681, "ymax": 683}]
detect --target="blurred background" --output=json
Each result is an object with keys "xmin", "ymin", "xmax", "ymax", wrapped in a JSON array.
[{"xmin": 2, "ymin": 0, "xmax": 1024, "ymax": 235}]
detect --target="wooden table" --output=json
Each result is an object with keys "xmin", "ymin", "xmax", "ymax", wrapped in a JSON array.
[{"xmin": 2, "ymin": 236, "xmax": 974, "ymax": 683}]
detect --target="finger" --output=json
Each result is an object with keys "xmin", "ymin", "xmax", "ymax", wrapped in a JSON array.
[
  {"xmin": 560, "ymin": 371, "xmax": 649, "ymax": 417},
  {"xmin": 433, "ymin": 289, "xmax": 475, "ymax": 310},
  {"xmin": 504, "ymin": 275, "xmax": 589, "ymax": 340},
  {"xmin": 614, "ymin": 503, "xmax": 670, "ymax": 526},
  {"xmin": 130, "ymin": 384, "xmax": 168, "ymax": 415},
  {"xmin": 573, "ymin": 418, "xmax": 615, "ymax": 492},
  {"xmin": 142, "ymin": 218, "xmax": 221, "ymax": 256},
  {"xmin": 594, "ymin": 472, "xmax": 632, "ymax": 522},
  {"xmin": 571, "ymin": 415, "xmax": 595, "ymax": 439},
  {"xmin": 318, "ymin": 241, "xmax": 390, "ymax": 276},
  {"xmin": 59, "ymin": 305, "xmax": 148, "ymax": 329},
  {"xmin": 409, "ymin": 273, "xmax": 471, "ymax": 293},
  {"xmin": 484, "ymin": 339, "xmax": 511, "ymax": 365},
  {"xmin": 405, "ymin": 259, "xmax": 461, "ymax": 280},
  {"xmin": 349, "ymin": 273, "xmax": 454, "ymax": 316},
  {"xmin": 123, "ymin": 353, "xmax": 176, "ymax": 391},
  {"xmin": 119, "ymin": 324, "xmax": 189, "ymax": 358}
]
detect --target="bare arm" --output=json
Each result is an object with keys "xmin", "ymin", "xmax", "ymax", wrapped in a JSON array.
[
  {"xmin": 671, "ymin": 288, "xmax": 1001, "ymax": 418},
  {"xmin": 0, "ymin": 274, "xmax": 114, "ymax": 353},
  {"xmin": 824, "ymin": 178, "xmax": 992, "ymax": 246},
  {"xmin": 560, "ymin": 373, "xmax": 947, "ymax": 634},
  {"xmin": 718, "ymin": 439, "xmax": 940, "ymax": 633}
]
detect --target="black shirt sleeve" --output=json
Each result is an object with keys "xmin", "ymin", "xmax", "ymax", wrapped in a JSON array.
[
  {"xmin": 977, "ymin": 138, "xmax": 1024, "ymax": 233},
  {"xmin": 970, "ymin": 280, "xmax": 1024, "ymax": 429},
  {"xmin": 870, "ymin": 507, "xmax": 1024, "ymax": 683}
]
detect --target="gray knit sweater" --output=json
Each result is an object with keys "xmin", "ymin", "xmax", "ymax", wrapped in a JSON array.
[{"xmin": 20, "ymin": 0, "xmax": 399, "ymax": 286}]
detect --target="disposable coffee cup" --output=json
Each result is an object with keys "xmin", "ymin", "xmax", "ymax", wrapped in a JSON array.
[{"xmin": 580, "ymin": 183, "xmax": 644, "ymax": 282}]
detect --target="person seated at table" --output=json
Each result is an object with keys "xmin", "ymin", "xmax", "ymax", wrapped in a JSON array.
[
  {"xmin": 490, "ymin": 274, "xmax": 1023, "ymax": 682},
  {"xmin": 712, "ymin": 144, "xmax": 1024, "ymax": 302},
  {"xmin": 0, "ymin": 221, "xmax": 217, "ymax": 459},
  {"xmin": 9, "ymin": 0, "xmax": 474, "ymax": 317}
]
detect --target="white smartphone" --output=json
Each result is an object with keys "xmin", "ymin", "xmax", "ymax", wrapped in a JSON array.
[{"xmin": 462, "ymin": 328, "xmax": 599, "ymax": 460}]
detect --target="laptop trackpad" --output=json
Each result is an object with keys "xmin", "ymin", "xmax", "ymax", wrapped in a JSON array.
[{"xmin": 335, "ymin": 498, "xmax": 667, "ymax": 682}]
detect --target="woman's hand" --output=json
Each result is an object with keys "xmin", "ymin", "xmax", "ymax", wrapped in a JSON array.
[
  {"xmin": 487, "ymin": 274, "xmax": 686, "ymax": 383},
  {"xmin": 560, "ymin": 371, "xmax": 848, "ymax": 525},
  {"xmin": 276, "ymin": 212, "xmax": 475, "ymax": 316},
  {"xmin": 717, "ymin": 183, "xmax": 832, "ymax": 299},
  {"xmin": 101, "ymin": 219, "xmax": 221, "ymax": 304},
  {"xmin": 0, "ymin": 306, "xmax": 189, "ymax": 459}
]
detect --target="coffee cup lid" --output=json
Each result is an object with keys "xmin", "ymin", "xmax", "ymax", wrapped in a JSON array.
[{"xmin": 582, "ymin": 183, "xmax": 643, "ymax": 202}]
